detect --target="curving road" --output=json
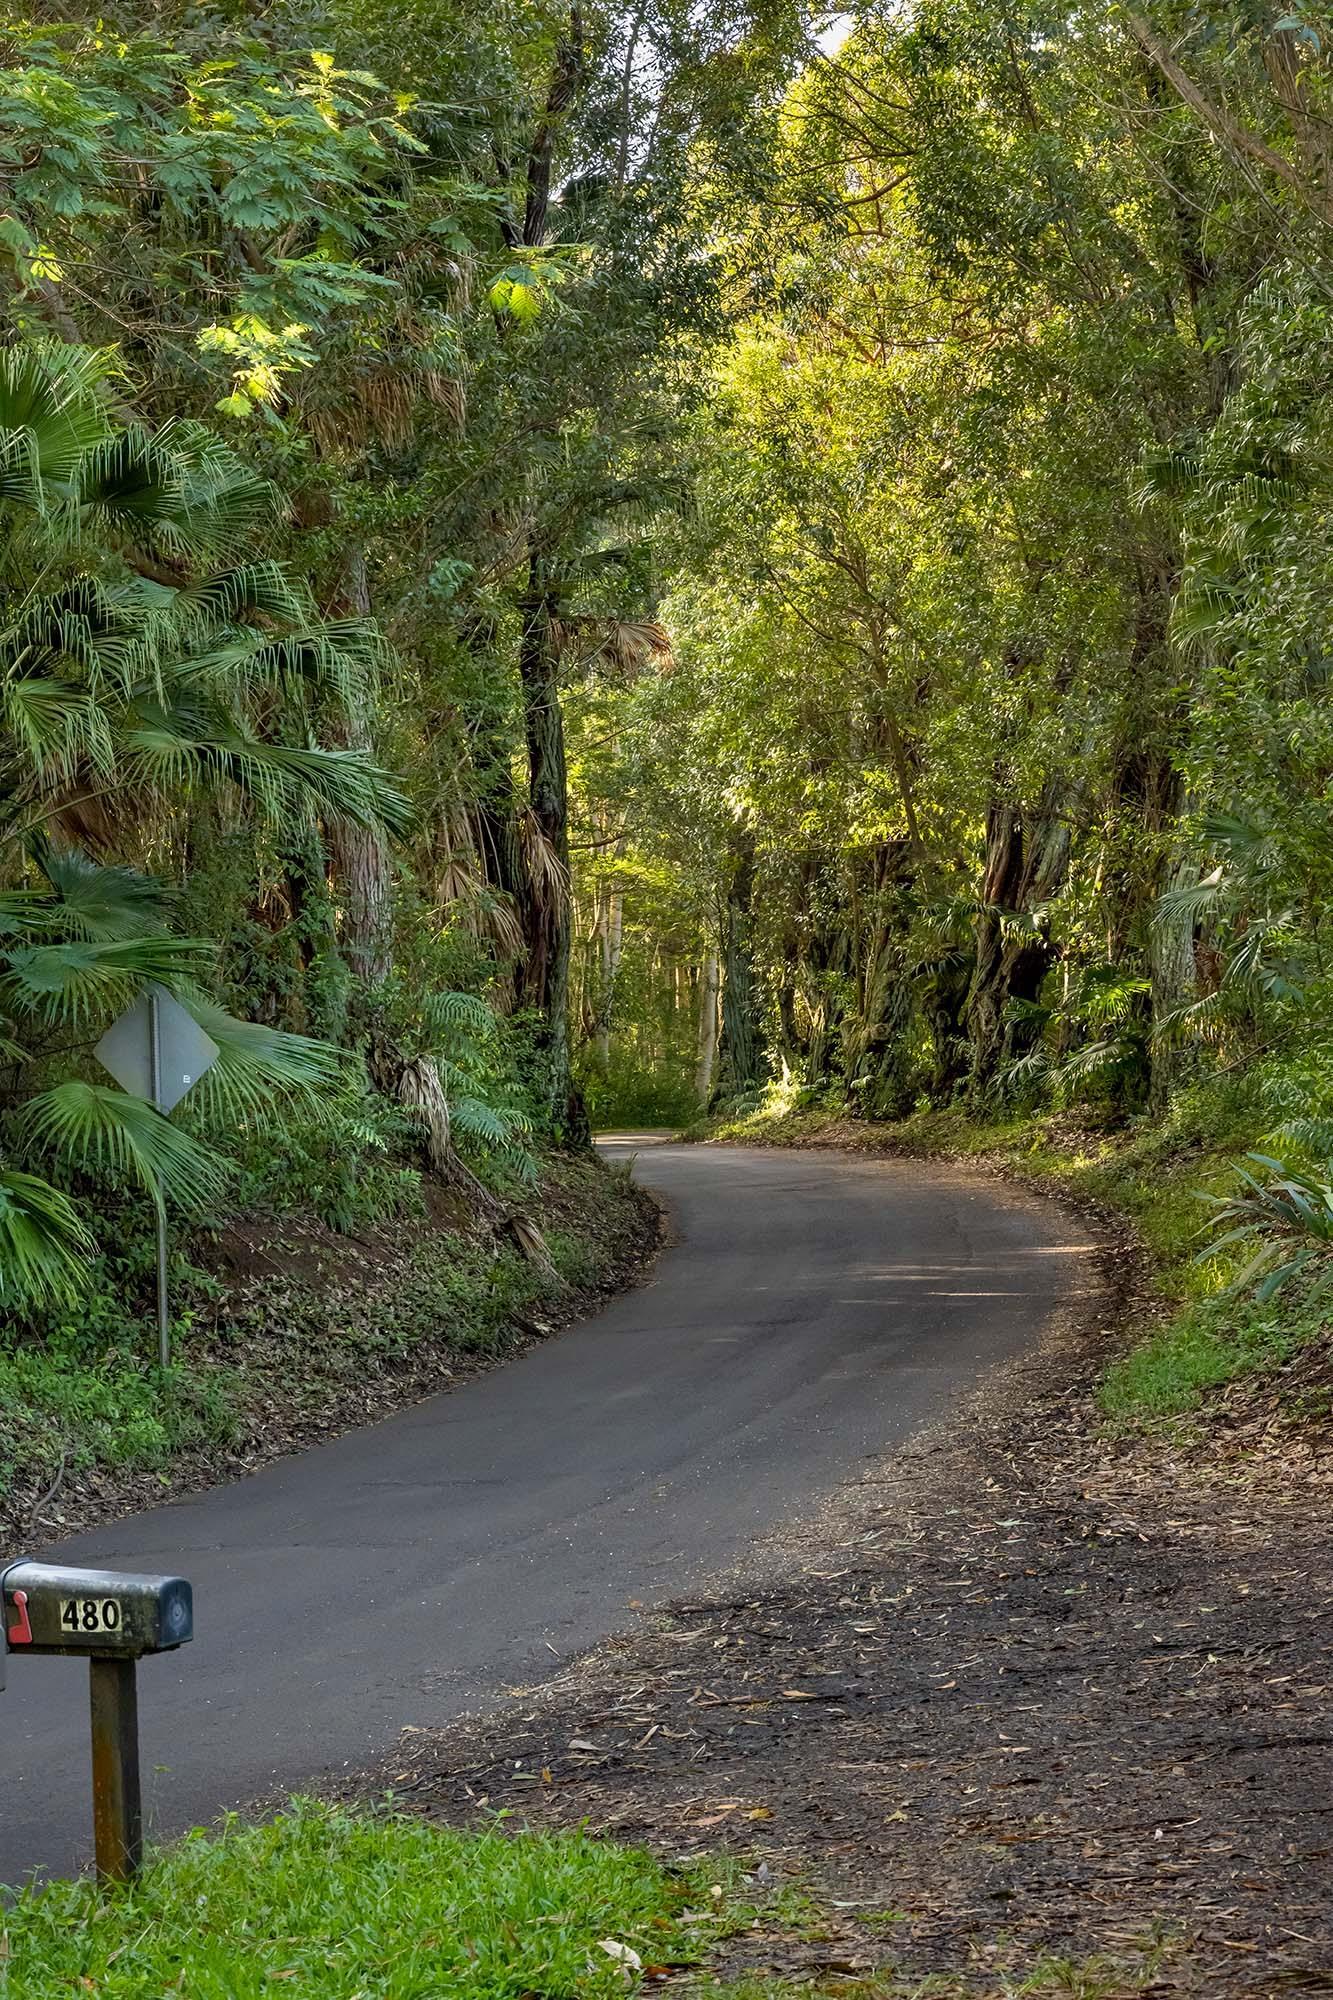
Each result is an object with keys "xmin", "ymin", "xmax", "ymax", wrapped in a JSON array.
[{"xmin": 0, "ymin": 1139, "xmax": 1082, "ymax": 1884}]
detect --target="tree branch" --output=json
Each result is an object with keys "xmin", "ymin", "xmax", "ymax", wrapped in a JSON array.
[{"xmin": 1126, "ymin": 9, "xmax": 1333, "ymax": 226}]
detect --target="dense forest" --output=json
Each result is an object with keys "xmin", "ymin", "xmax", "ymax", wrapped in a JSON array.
[{"xmin": 3, "ymin": 0, "xmax": 1333, "ymax": 1326}]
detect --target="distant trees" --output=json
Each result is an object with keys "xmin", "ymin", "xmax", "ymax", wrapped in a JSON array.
[
  {"xmin": 0, "ymin": 2, "xmax": 820, "ymax": 1305},
  {"xmin": 570, "ymin": 2, "xmax": 1333, "ymax": 1134}
]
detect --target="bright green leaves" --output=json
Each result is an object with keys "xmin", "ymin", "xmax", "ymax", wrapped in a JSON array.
[
  {"xmin": 20, "ymin": 1083, "xmax": 228, "ymax": 1217},
  {"xmin": 0, "ymin": 26, "xmax": 457, "ymax": 410},
  {"xmin": 488, "ymin": 253, "xmax": 574, "ymax": 324},
  {"xmin": 198, "ymin": 317, "xmax": 318, "ymax": 420},
  {"xmin": 0, "ymin": 1170, "xmax": 92, "ymax": 1307}
]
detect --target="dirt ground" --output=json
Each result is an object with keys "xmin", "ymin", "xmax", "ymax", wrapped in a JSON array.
[{"xmin": 358, "ymin": 1214, "xmax": 1333, "ymax": 1998}]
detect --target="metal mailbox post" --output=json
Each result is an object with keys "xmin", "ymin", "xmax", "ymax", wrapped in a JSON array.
[{"xmin": 2, "ymin": 1559, "xmax": 193, "ymax": 1882}]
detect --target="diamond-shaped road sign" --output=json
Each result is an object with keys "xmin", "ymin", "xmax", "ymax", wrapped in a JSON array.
[
  {"xmin": 94, "ymin": 985, "xmax": 222, "ymax": 1370},
  {"xmin": 95, "ymin": 985, "xmax": 219, "ymax": 1114}
]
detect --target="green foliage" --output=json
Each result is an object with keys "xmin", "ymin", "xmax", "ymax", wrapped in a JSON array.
[
  {"xmin": 580, "ymin": 1056, "xmax": 701, "ymax": 1131},
  {"xmin": 230, "ymin": 1093, "xmax": 424, "ymax": 1237},
  {"xmin": 0, "ymin": 1803, "xmax": 691, "ymax": 1993},
  {"xmin": 1196, "ymin": 1154, "xmax": 1333, "ymax": 1302},
  {"xmin": 0, "ymin": 1236, "xmax": 238, "ymax": 1506},
  {"xmin": 563, "ymin": 0, "xmax": 1333, "ymax": 1165},
  {"xmin": 0, "ymin": 342, "xmax": 406, "ymax": 1306},
  {"xmin": 1101, "ymin": 1293, "xmax": 1311, "ymax": 1421}
]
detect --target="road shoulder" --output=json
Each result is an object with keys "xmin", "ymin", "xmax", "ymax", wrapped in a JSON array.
[
  {"xmin": 4, "ymin": 1151, "xmax": 664, "ymax": 1548},
  {"xmin": 344, "ymin": 1185, "xmax": 1333, "ymax": 1997}
]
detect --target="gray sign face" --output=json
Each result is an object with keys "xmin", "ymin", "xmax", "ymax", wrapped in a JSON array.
[{"xmin": 94, "ymin": 985, "xmax": 220, "ymax": 1114}]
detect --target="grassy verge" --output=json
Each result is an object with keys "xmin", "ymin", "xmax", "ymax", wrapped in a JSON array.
[
  {"xmin": 690, "ymin": 1089, "xmax": 1328, "ymax": 1434},
  {"xmin": 1, "ymin": 1151, "xmax": 658, "ymax": 1540},
  {"xmin": 0, "ymin": 1802, "xmax": 744, "ymax": 1995},
  {"xmin": 0, "ymin": 1799, "xmax": 1168, "ymax": 2000}
]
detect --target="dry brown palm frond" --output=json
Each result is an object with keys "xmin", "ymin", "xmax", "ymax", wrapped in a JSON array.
[
  {"xmin": 302, "ymin": 367, "xmax": 467, "ymax": 453},
  {"xmin": 397, "ymin": 1053, "xmax": 452, "ymax": 1173},
  {"xmin": 435, "ymin": 854, "xmax": 480, "ymax": 908},
  {"xmin": 550, "ymin": 616, "xmax": 675, "ymax": 677},
  {"xmin": 418, "ymin": 371, "xmax": 467, "ymax": 428},
  {"xmin": 518, "ymin": 807, "xmax": 569, "ymax": 911},
  {"xmin": 429, "ymin": 855, "xmax": 526, "ymax": 962},
  {"xmin": 474, "ymin": 889, "xmax": 525, "ymax": 960}
]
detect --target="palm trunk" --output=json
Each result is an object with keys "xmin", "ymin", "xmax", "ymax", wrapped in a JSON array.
[{"xmin": 326, "ymin": 546, "xmax": 392, "ymax": 994}]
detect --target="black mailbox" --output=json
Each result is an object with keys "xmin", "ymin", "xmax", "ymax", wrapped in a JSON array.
[
  {"xmin": 2, "ymin": 1559, "xmax": 192, "ymax": 1658},
  {"xmin": 1, "ymin": 1555, "xmax": 195, "ymax": 1882}
]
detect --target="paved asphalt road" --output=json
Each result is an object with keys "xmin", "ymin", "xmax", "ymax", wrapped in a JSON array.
[{"xmin": 0, "ymin": 1139, "xmax": 1082, "ymax": 1883}]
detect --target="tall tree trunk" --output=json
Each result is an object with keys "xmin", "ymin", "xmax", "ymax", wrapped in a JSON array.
[
  {"xmin": 472, "ymin": 715, "xmax": 526, "ymax": 1007},
  {"xmin": 517, "ymin": 562, "xmax": 587, "ymax": 1142},
  {"xmin": 921, "ymin": 948, "xmax": 972, "ymax": 1103},
  {"xmin": 713, "ymin": 830, "xmax": 764, "ymax": 1104},
  {"xmin": 1149, "ymin": 851, "xmax": 1196, "ymax": 1114},
  {"xmin": 326, "ymin": 546, "xmax": 393, "ymax": 994},
  {"xmin": 594, "ymin": 887, "xmax": 624, "ymax": 1075},
  {"xmin": 843, "ymin": 837, "xmax": 916, "ymax": 1116},
  {"xmin": 967, "ymin": 787, "xmax": 1071, "ymax": 1096},
  {"xmin": 695, "ymin": 949, "xmax": 719, "ymax": 1103},
  {"xmin": 1117, "ymin": 557, "xmax": 1187, "ymax": 1112}
]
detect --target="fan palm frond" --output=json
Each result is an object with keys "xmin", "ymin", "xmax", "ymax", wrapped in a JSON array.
[
  {"xmin": 20, "ymin": 1081, "xmax": 229, "ymax": 1214},
  {"xmin": 119, "ymin": 714, "xmax": 411, "ymax": 833},
  {"xmin": 37, "ymin": 849, "xmax": 171, "ymax": 940},
  {"xmin": 76, "ymin": 428, "xmax": 185, "ymax": 546},
  {"xmin": 0, "ymin": 1168, "xmax": 94, "ymax": 1306},
  {"xmin": 170, "ymin": 561, "xmax": 306, "ymax": 629},
  {"xmin": 2, "ymin": 934, "xmax": 209, "ymax": 1026},
  {"xmin": 145, "ymin": 419, "xmax": 281, "ymax": 558},
  {"xmin": 0, "ymin": 342, "xmax": 113, "ymax": 505},
  {"xmin": 181, "ymin": 998, "xmax": 351, "ymax": 1124}
]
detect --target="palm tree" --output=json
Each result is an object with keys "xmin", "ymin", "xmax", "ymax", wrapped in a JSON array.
[{"xmin": 0, "ymin": 342, "xmax": 408, "ymax": 1310}]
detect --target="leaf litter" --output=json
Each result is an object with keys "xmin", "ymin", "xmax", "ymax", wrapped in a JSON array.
[{"xmin": 331, "ymin": 1199, "xmax": 1333, "ymax": 1997}]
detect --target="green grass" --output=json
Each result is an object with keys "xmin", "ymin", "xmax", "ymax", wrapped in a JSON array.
[
  {"xmin": 0, "ymin": 1803, "xmax": 717, "ymax": 1998},
  {"xmin": 0, "ymin": 1803, "xmax": 1169, "ymax": 2000},
  {"xmin": 1099, "ymin": 1290, "xmax": 1323, "ymax": 1417}
]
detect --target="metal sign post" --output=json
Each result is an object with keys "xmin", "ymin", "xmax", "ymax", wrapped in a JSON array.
[
  {"xmin": 2, "ymin": 1558, "xmax": 194, "ymax": 1884},
  {"xmin": 148, "ymin": 989, "xmax": 169, "ymax": 1370},
  {"xmin": 94, "ymin": 986, "xmax": 219, "ymax": 1370}
]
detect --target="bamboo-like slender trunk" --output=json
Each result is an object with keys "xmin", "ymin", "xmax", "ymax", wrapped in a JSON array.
[
  {"xmin": 594, "ymin": 888, "xmax": 623, "ymax": 1074},
  {"xmin": 695, "ymin": 950, "xmax": 719, "ymax": 1102}
]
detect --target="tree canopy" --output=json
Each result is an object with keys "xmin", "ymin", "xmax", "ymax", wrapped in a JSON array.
[{"xmin": 4, "ymin": 0, "xmax": 1333, "ymax": 1313}]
